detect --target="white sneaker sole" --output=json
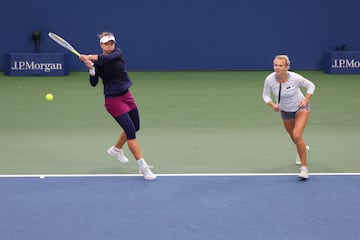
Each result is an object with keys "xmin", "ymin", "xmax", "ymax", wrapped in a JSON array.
[
  {"xmin": 139, "ymin": 167, "xmax": 157, "ymax": 181},
  {"xmin": 298, "ymin": 167, "xmax": 309, "ymax": 180},
  {"xmin": 298, "ymin": 175, "xmax": 309, "ymax": 180}
]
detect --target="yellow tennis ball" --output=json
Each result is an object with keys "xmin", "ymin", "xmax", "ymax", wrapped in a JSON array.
[{"xmin": 46, "ymin": 93, "xmax": 53, "ymax": 101}]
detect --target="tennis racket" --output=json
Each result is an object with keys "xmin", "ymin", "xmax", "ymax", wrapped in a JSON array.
[{"xmin": 48, "ymin": 32, "xmax": 81, "ymax": 57}]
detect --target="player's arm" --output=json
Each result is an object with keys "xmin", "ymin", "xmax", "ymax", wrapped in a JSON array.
[
  {"xmin": 298, "ymin": 76, "xmax": 315, "ymax": 108},
  {"xmin": 82, "ymin": 49, "xmax": 122, "ymax": 63},
  {"xmin": 266, "ymin": 100, "xmax": 280, "ymax": 112},
  {"xmin": 89, "ymin": 70, "xmax": 98, "ymax": 87},
  {"xmin": 263, "ymin": 80, "xmax": 280, "ymax": 112},
  {"xmin": 299, "ymin": 93, "xmax": 313, "ymax": 108},
  {"xmin": 80, "ymin": 57, "xmax": 98, "ymax": 86}
]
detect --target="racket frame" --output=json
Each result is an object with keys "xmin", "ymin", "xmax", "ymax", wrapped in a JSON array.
[{"xmin": 48, "ymin": 32, "xmax": 81, "ymax": 57}]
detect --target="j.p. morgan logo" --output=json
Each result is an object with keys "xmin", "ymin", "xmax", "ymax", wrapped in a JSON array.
[
  {"xmin": 331, "ymin": 59, "xmax": 360, "ymax": 68},
  {"xmin": 11, "ymin": 61, "xmax": 63, "ymax": 72}
]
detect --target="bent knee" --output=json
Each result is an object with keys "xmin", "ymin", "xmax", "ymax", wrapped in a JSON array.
[
  {"xmin": 292, "ymin": 133, "xmax": 303, "ymax": 144},
  {"xmin": 125, "ymin": 132, "xmax": 136, "ymax": 140}
]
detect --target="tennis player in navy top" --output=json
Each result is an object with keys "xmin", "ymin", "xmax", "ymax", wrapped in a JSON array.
[{"xmin": 80, "ymin": 32, "xmax": 156, "ymax": 181}]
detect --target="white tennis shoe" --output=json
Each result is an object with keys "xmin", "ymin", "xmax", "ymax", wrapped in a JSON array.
[
  {"xmin": 298, "ymin": 166, "xmax": 309, "ymax": 180},
  {"xmin": 139, "ymin": 166, "xmax": 157, "ymax": 181},
  {"xmin": 107, "ymin": 146, "xmax": 129, "ymax": 163},
  {"xmin": 296, "ymin": 145, "xmax": 310, "ymax": 165}
]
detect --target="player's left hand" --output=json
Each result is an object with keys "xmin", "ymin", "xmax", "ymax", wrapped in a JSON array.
[
  {"xmin": 298, "ymin": 99, "xmax": 308, "ymax": 108},
  {"xmin": 79, "ymin": 54, "xmax": 92, "ymax": 62},
  {"xmin": 84, "ymin": 60, "xmax": 94, "ymax": 69}
]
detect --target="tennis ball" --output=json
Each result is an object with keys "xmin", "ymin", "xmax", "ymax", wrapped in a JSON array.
[{"xmin": 45, "ymin": 93, "xmax": 53, "ymax": 101}]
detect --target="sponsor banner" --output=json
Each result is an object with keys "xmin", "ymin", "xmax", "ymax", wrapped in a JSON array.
[
  {"xmin": 323, "ymin": 51, "xmax": 360, "ymax": 74},
  {"xmin": 4, "ymin": 53, "xmax": 69, "ymax": 76}
]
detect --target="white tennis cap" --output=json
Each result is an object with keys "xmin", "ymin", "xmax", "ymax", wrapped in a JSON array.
[{"xmin": 100, "ymin": 35, "xmax": 116, "ymax": 43}]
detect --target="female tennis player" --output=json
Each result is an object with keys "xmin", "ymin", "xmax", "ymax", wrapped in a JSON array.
[
  {"xmin": 262, "ymin": 55, "xmax": 315, "ymax": 180},
  {"xmin": 79, "ymin": 32, "xmax": 156, "ymax": 181}
]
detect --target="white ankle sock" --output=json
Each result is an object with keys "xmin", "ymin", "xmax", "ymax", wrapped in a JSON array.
[{"xmin": 137, "ymin": 158, "xmax": 147, "ymax": 168}]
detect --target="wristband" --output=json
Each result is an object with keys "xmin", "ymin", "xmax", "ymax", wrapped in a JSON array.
[{"xmin": 89, "ymin": 68, "xmax": 95, "ymax": 75}]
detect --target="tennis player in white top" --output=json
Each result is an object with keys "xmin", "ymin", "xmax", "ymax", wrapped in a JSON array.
[{"xmin": 262, "ymin": 55, "xmax": 315, "ymax": 180}]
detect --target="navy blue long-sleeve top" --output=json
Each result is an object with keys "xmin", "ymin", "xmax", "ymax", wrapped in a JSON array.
[{"xmin": 89, "ymin": 48, "xmax": 132, "ymax": 98}]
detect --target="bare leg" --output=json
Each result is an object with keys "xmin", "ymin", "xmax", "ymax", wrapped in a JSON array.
[
  {"xmin": 127, "ymin": 139, "xmax": 143, "ymax": 160},
  {"xmin": 282, "ymin": 110, "xmax": 310, "ymax": 166},
  {"xmin": 293, "ymin": 110, "xmax": 310, "ymax": 166},
  {"xmin": 114, "ymin": 131, "xmax": 143, "ymax": 161},
  {"xmin": 115, "ymin": 131, "xmax": 127, "ymax": 149}
]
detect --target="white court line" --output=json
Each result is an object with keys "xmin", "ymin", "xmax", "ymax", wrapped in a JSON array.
[{"xmin": 0, "ymin": 173, "xmax": 360, "ymax": 178}]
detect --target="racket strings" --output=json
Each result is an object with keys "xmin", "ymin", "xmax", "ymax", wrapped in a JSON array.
[
  {"xmin": 48, "ymin": 32, "xmax": 81, "ymax": 56},
  {"xmin": 49, "ymin": 33, "xmax": 74, "ymax": 50}
]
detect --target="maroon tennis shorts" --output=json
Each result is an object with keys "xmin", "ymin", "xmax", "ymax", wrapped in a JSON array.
[{"xmin": 104, "ymin": 91, "xmax": 137, "ymax": 118}]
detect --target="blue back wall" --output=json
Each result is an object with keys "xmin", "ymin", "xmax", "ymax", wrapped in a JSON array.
[{"xmin": 1, "ymin": 0, "xmax": 359, "ymax": 71}]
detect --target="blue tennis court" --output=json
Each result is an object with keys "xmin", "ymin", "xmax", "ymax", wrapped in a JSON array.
[{"xmin": 1, "ymin": 174, "xmax": 359, "ymax": 240}]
